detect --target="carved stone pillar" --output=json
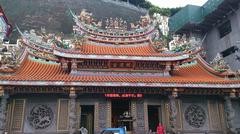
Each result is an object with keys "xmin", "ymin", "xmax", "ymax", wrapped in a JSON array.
[
  {"xmin": 0, "ymin": 87, "xmax": 9, "ymax": 134},
  {"xmin": 224, "ymin": 96, "xmax": 237, "ymax": 134},
  {"xmin": 169, "ymin": 95, "xmax": 177, "ymax": 133},
  {"xmin": 69, "ymin": 87, "xmax": 77, "ymax": 134}
]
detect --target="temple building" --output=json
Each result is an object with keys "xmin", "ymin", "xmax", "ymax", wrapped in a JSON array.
[{"xmin": 0, "ymin": 5, "xmax": 240, "ymax": 134}]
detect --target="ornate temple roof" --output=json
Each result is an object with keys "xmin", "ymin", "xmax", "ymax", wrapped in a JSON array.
[
  {"xmin": 0, "ymin": 56, "xmax": 239, "ymax": 88},
  {"xmin": 54, "ymin": 43, "xmax": 194, "ymax": 61},
  {"xmin": 16, "ymin": 10, "xmax": 200, "ymax": 61},
  {"xmin": 0, "ymin": 9, "xmax": 239, "ymax": 89}
]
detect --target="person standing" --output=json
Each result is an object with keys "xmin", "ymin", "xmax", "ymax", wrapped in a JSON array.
[{"xmin": 157, "ymin": 123, "xmax": 165, "ymax": 134}]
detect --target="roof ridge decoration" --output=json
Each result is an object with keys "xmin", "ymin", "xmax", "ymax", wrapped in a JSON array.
[
  {"xmin": 196, "ymin": 54, "xmax": 240, "ymax": 79},
  {"xmin": 63, "ymin": 9, "xmax": 202, "ymax": 57},
  {"xmin": 169, "ymin": 34, "xmax": 202, "ymax": 53},
  {"xmin": 16, "ymin": 26, "xmax": 59, "ymax": 62},
  {"xmin": 70, "ymin": 9, "xmax": 162, "ymax": 47},
  {"xmin": 210, "ymin": 53, "xmax": 231, "ymax": 72},
  {"xmin": 14, "ymin": 9, "xmax": 203, "ymax": 63},
  {"xmin": 74, "ymin": 9, "xmax": 152, "ymax": 32}
]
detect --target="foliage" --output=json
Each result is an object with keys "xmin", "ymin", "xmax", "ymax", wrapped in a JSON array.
[{"xmin": 119, "ymin": 0, "xmax": 182, "ymax": 16}]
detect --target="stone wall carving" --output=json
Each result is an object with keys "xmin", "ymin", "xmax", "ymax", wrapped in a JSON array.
[
  {"xmin": 184, "ymin": 104, "xmax": 206, "ymax": 128},
  {"xmin": 98, "ymin": 101, "xmax": 108, "ymax": 132},
  {"xmin": 28, "ymin": 104, "xmax": 54, "ymax": 130},
  {"xmin": 23, "ymin": 96, "xmax": 58, "ymax": 133},
  {"xmin": 136, "ymin": 100, "xmax": 145, "ymax": 134},
  {"xmin": 224, "ymin": 97, "xmax": 237, "ymax": 133}
]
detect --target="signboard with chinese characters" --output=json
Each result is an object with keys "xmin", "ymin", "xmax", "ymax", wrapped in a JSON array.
[{"xmin": 104, "ymin": 93, "xmax": 143, "ymax": 98}]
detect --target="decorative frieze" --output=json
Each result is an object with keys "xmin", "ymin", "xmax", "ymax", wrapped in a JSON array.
[
  {"xmin": 2, "ymin": 81, "xmax": 240, "ymax": 89},
  {"xmin": 77, "ymin": 59, "xmax": 109, "ymax": 70},
  {"xmin": 135, "ymin": 61, "xmax": 165, "ymax": 70},
  {"xmin": 184, "ymin": 104, "xmax": 206, "ymax": 128},
  {"xmin": 28, "ymin": 104, "xmax": 54, "ymax": 129}
]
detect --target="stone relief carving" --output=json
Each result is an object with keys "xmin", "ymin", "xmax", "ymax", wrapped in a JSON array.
[
  {"xmin": 184, "ymin": 104, "xmax": 206, "ymax": 128},
  {"xmin": 224, "ymin": 96, "xmax": 237, "ymax": 133},
  {"xmin": 28, "ymin": 104, "xmax": 54, "ymax": 129},
  {"xmin": 69, "ymin": 96, "xmax": 77, "ymax": 134},
  {"xmin": 169, "ymin": 96, "xmax": 177, "ymax": 131}
]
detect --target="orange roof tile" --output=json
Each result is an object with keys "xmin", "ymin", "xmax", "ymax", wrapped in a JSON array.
[
  {"xmin": 56, "ymin": 44, "xmax": 189, "ymax": 57},
  {"xmin": 0, "ymin": 58, "xmax": 239, "ymax": 86},
  {"xmin": 81, "ymin": 44, "xmax": 158, "ymax": 56}
]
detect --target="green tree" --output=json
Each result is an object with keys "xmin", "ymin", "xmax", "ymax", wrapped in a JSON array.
[{"xmin": 119, "ymin": 0, "xmax": 182, "ymax": 16}]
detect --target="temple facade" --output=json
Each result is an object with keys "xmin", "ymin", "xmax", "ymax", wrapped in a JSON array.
[{"xmin": 0, "ymin": 6, "xmax": 240, "ymax": 134}]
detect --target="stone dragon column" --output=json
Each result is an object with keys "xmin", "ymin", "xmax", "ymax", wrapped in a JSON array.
[
  {"xmin": 168, "ymin": 89, "xmax": 178, "ymax": 134},
  {"xmin": 224, "ymin": 95, "xmax": 237, "ymax": 134},
  {"xmin": 0, "ymin": 87, "xmax": 9, "ymax": 134},
  {"xmin": 69, "ymin": 87, "xmax": 77, "ymax": 134}
]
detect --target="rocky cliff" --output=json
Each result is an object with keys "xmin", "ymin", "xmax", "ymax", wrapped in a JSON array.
[{"xmin": 0, "ymin": 0, "xmax": 146, "ymax": 41}]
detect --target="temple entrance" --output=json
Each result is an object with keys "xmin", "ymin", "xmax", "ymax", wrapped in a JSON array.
[
  {"xmin": 148, "ymin": 105, "xmax": 162, "ymax": 132},
  {"xmin": 80, "ymin": 105, "xmax": 94, "ymax": 134},
  {"xmin": 112, "ymin": 100, "xmax": 133, "ymax": 132}
]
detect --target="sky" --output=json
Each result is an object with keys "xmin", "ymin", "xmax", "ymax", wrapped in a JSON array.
[{"xmin": 148, "ymin": 0, "xmax": 208, "ymax": 8}]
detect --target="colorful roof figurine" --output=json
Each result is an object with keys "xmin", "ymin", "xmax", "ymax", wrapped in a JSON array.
[
  {"xmin": 0, "ymin": 6, "xmax": 12, "ymax": 40},
  {"xmin": 0, "ymin": 9, "xmax": 239, "ymax": 89}
]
